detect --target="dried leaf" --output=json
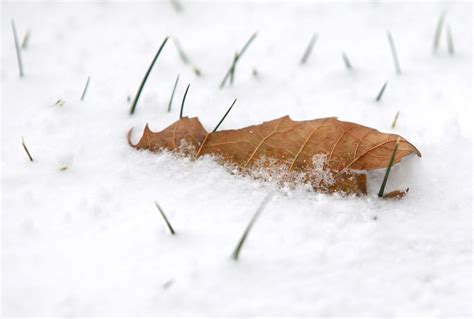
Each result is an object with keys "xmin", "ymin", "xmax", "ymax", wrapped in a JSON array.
[
  {"xmin": 129, "ymin": 116, "xmax": 421, "ymax": 195},
  {"xmin": 383, "ymin": 188, "xmax": 409, "ymax": 199}
]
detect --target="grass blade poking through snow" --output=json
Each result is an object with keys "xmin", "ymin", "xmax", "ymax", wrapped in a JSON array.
[
  {"xmin": 167, "ymin": 74, "xmax": 180, "ymax": 112},
  {"xmin": 21, "ymin": 136, "xmax": 34, "ymax": 162},
  {"xmin": 11, "ymin": 20, "xmax": 24, "ymax": 77},
  {"xmin": 378, "ymin": 137, "xmax": 400, "ymax": 198},
  {"xmin": 21, "ymin": 30, "xmax": 30, "ymax": 50},
  {"xmin": 231, "ymin": 192, "xmax": 274, "ymax": 261},
  {"xmin": 180, "ymin": 83, "xmax": 190, "ymax": 119},
  {"xmin": 433, "ymin": 11, "xmax": 446, "ymax": 53},
  {"xmin": 447, "ymin": 24, "xmax": 455, "ymax": 55},
  {"xmin": 212, "ymin": 98, "xmax": 237, "ymax": 132},
  {"xmin": 80, "ymin": 76, "xmax": 91, "ymax": 101},
  {"xmin": 387, "ymin": 31, "xmax": 401, "ymax": 74},
  {"xmin": 170, "ymin": 0, "xmax": 183, "ymax": 13},
  {"xmin": 129, "ymin": 37, "xmax": 169, "ymax": 115},
  {"xmin": 342, "ymin": 51, "xmax": 352, "ymax": 70},
  {"xmin": 391, "ymin": 111, "xmax": 400, "ymax": 129},
  {"xmin": 220, "ymin": 32, "xmax": 257, "ymax": 88},
  {"xmin": 154, "ymin": 201, "xmax": 176, "ymax": 235},
  {"xmin": 173, "ymin": 38, "xmax": 201, "ymax": 76},
  {"xmin": 300, "ymin": 33, "xmax": 318, "ymax": 65},
  {"xmin": 375, "ymin": 81, "xmax": 388, "ymax": 102}
]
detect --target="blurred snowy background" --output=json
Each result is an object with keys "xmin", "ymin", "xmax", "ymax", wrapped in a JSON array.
[{"xmin": 1, "ymin": 1, "xmax": 472, "ymax": 317}]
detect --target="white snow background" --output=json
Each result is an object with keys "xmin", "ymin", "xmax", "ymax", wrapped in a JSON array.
[{"xmin": 1, "ymin": 1, "xmax": 472, "ymax": 317}]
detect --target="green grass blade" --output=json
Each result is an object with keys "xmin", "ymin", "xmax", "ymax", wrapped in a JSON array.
[
  {"xmin": 300, "ymin": 33, "xmax": 318, "ymax": 64},
  {"xmin": 212, "ymin": 98, "xmax": 237, "ymax": 132},
  {"xmin": 130, "ymin": 37, "xmax": 169, "ymax": 115},
  {"xmin": 391, "ymin": 111, "xmax": 400, "ymax": 129},
  {"xmin": 167, "ymin": 74, "xmax": 180, "ymax": 112},
  {"xmin": 447, "ymin": 24, "xmax": 455, "ymax": 55},
  {"xmin": 180, "ymin": 83, "xmax": 190, "ymax": 119},
  {"xmin": 342, "ymin": 51, "xmax": 352, "ymax": 69},
  {"xmin": 378, "ymin": 137, "xmax": 400, "ymax": 197},
  {"xmin": 220, "ymin": 32, "xmax": 258, "ymax": 88},
  {"xmin": 11, "ymin": 20, "xmax": 24, "ymax": 77},
  {"xmin": 80, "ymin": 76, "xmax": 91, "ymax": 101},
  {"xmin": 21, "ymin": 136, "xmax": 33, "ymax": 162},
  {"xmin": 433, "ymin": 11, "xmax": 446, "ymax": 52},
  {"xmin": 387, "ymin": 31, "xmax": 401, "ymax": 74},
  {"xmin": 155, "ymin": 201, "xmax": 176, "ymax": 235},
  {"xmin": 375, "ymin": 81, "xmax": 388, "ymax": 102},
  {"xmin": 231, "ymin": 192, "xmax": 274, "ymax": 261}
]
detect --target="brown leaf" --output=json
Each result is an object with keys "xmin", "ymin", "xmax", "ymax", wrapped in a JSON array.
[
  {"xmin": 383, "ymin": 188, "xmax": 410, "ymax": 199},
  {"xmin": 128, "ymin": 117, "xmax": 207, "ymax": 155},
  {"xmin": 129, "ymin": 116, "xmax": 421, "ymax": 195}
]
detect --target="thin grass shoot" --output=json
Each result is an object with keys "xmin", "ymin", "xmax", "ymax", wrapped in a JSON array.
[
  {"xmin": 387, "ymin": 31, "xmax": 401, "ymax": 74},
  {"xmin": 378, "ymin": 137, "xmax": 400, "ymax": 197},
  {"xmin": 167, "ymin": 74, "xmax": 180, "ymax": 112},
  {"xmin": 300, "ymin": 33, "xmax": 318, "ymax": 64},
  {"xmin": 11, "ymin": 20, "xmax": 24, "ymax": 77},
  {"xmin": 154, "ymin": 201, "xmax": 176, "ymax": 235},
  {"xmin": 21, "ymin": 136, "xmax": 34, "ymax": 162},
  {"xmin": 80, "ymin": 76, "xmax": 91, "ymax": 101},
  {"xmin": 231, "ymin": 192, "xmax": 274, "ymax": 261},
  {"xmin": 375, "ymin": 81, "xmax": 388, "ymax": 102},
  {"xmin": 212, "ymin": 98, "xmax": 237, "ymax": 132},
  {"xmin": 130, "ymin": 37, "xmax": 169, "ymax": 115}
]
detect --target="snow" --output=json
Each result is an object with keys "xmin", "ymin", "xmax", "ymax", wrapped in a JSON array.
[{"xmin": 1, "ymin": 1, "xmax": 472, "ymax": 317}]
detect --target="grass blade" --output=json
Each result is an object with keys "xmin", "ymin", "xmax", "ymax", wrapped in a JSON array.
[
  {"xmin": 229, "ymin": 52, "xmax": 238, "ymax": 85},
  {"xmin": 170, "ymin": 0, "xmax": 183, "ymax": 13},
  {"xmin": 220, "ymin": 32, "xmax": 258, "ymax": 88},
  {"xmin": 21, "ymin": 30, "xmax": 30, "ymax": 49},
  {"xmin": 342, "ymin": 51, "xmax": 352, "ymax": 69},
  {"xmin": 173, "ymin": 38, "xmax": 201, "ymax": 76},
  {"xmin": 391, "ymin": 111, "xmax": 400, "ymax": 129},
  {"xmin": 387, "ymin": 31, "xmax": 401, "ymax": 74},
  {"xmin": 21, "ymin": 136, "xmax": 33, "ymax": 162},
  {"xmin": 375, "ymin": 81, "xmax": 388, "ymax": 102},
  {"xmin": 154, "ymin": 201, "xmax": 176, "ymax": 235},
  {"xmin": 130, "ymin": 37, "xmax": 169, "ymax": 115},
  {"xmin": 11, "ymin": 20, "xmax": 24, "ymax": 77},
  {"xmin": 80, "ymin": 76, "xmax": 91, "ymax": 101},
  {"xmin": 167, "ymin": 74, "xmax": 180, "ymax": 112},
  {"xmin": 231, "ymin": 192, "xmax": 274, "ymax": 261},
  {"xmin": 433, "ymin": 11, "xmax": 446, "ymax": 53},
  {"xmin": 212, "ymin": 98, "xmax": 237, "ymax": 132},
  {"xmin": 447, "ymin": 24, "xmax": 455, "ymax": 55},
  {"xmin": 180, "ymin": 83, "xmax": 190, "ymax": 119},
  {"xmin": 378, "ymin": 137, "xmax": 400, "ymax": 197},
  {"xmin": 300, "ymin": 33, "xmax": 318, "ymax": 64}
]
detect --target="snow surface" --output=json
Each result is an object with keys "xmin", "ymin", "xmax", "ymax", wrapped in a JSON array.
[{"xmin": 1, "ymin": 1, "xmax": 472, "ymax": 317}]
